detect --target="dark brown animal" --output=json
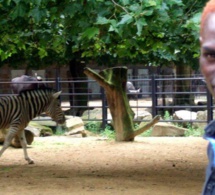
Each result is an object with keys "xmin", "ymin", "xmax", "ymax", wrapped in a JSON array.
[
  {"xmin": 126, "ymin": 81, "xmax": 141, "ymax": 99},
  {"xmin": 11, "ymin": 75, "xmax": 46, "ymax": 94}
]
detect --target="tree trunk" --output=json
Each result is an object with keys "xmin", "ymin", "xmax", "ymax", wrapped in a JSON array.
[
  {"xmin": 68, "ymin": 59, "xmax": 88, "ymax": 116},
  {"xmin": 174, "ymin": 64, "xmax": 195, "ymax": 106},
  {"xmin": 84, "ymin": 66, "xmax": 160, "ymax": 141}
]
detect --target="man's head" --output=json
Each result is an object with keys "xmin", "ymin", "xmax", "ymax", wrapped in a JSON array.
[
  {"xmin": 201, "ymin": 0, "xmax": 215, "ymax": 35},
  {"xmin": 200, "ymin": 0, "xmax": 215, "ymax": 97}
]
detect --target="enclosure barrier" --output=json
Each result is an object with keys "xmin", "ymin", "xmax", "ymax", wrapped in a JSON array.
[{"xmin": 0, "ymin": 75, "xmax": 213, "ymax": 128}]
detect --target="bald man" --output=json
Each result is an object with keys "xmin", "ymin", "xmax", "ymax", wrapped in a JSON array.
[{"xmin": 200, "ymin": 0, "xmax": 215, "ymax": 194}]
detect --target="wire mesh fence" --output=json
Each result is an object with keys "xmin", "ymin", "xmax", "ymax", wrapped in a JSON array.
[{"xmin": 0, "ymin": 75, "xmax": 213, "ymax": 128}]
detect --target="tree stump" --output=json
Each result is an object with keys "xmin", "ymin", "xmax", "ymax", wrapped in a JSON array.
[{"xmin": 84, "ymin": 66, "xmax": 160, "ymax": 141}]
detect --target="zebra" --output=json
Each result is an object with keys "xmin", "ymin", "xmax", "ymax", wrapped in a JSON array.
[{"xmin": 0, "ymin": 88, "xmax": 65, "ymax": 164}]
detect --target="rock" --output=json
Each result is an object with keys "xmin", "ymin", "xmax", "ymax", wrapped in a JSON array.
[
  {"xmin": 82, "ymin": 108, "xmax": 103, "ymax": 122},
  {"xmin": 173, "ymin": 110, "xmax": 197, "ymax": 120},
  {"xmin": 65, "ymin": 116, "xmax": 87, "ymax": 137},
  {"xmin": 27, "ymin": 121, "xmax": 53, "ymax": 136},
  {"xmin": 0, "ymin": 122, "xmax": 53, "ymax": 147},
  {"xmin": 11, "ymin": 130, "xmax": 34, "ymax": 148},
  {"xmin": 25, "ymin": 130, "xmax": 34, "ymax": 145},
  {"xmin": 32, "ymin": 116, "xmax": 57, "ymax": 126},
  {"xmin": 134, "ymin": 111, "xmax": 152, "ymax": 126},
  {"xmin": 193, "ymin": 110, "xmax": 208, "ymax": 130},
  {"xmin": 151, "ymin": 122, "xmax": 187, "ymax": 136},
  {"xmin": 0, "ymin": 129, "xmax": 34, "ymax": 148},
  {"xmin": 65, "ymin": 126, "xmax": 87, "ymax": 137},
  {"xmin": 25, "ymin": 125, "xmax": 40, "ymax": 137},
  {"xmin": 66, "ymin": 116, "xmax": 84, "ymax": 130},
  {"xmin": 40, "ymin": 129, "xmax": 53, "ymax": 136},
  {"xmin": 0, "ymin": 129, "xmax": 6, "ymax": 143},
  {"xmin": 173, "ymin": 110, "xmax": 197, "ymax": 127},
  {"xmin": 81, "ymin": 108, "xmax": 112, "ymax": 123}
]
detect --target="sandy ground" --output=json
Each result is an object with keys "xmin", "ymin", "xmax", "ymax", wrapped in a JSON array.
[{"xmin": 0, "ymin": 136, "xmax": 209, "ymax": 195}]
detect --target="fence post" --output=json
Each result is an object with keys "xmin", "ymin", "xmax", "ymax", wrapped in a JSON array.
[
  {"xmin": 56, "ymin": 77, "xmax": 61, "ymax": 91},
  {"xmin": 207, "ymin": 88, "xmax": 213, "ymax": 123},
  {"xmin": 151, "ymin": 74, "xmax": 157, "ymax": 117},
  {"xmin": 56, "ymin": 77, "xmax": 62, "ymax": 102},
  {"xmin": 101, "ymin": 88, "xmax": 107, "ymax": 129}
]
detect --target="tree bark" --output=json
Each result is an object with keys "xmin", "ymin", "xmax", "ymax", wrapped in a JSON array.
[
  {"xmin": 84, "ymin": 66, "xmax": 160, "ymax": 141},
  {"xmin": 174, "ymin": 64, "xmax": 195, "ymax": 106},
  {"xmin": 68, "ymin": 59, "xmax": 88, "ymax": 116}
]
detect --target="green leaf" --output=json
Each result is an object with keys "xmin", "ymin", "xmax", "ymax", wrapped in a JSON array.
[
  {"xmin": 0, "ymin": 0, "xmax": 206, "ymax": 68},
  {"xmin": 17, "ymin": 41, "xmax": 26, "ymax": 50},
  {"xmin": 183, "ymin": 12, "xmax": 201, "ymax": 31},
  {"xmin": 63, "ymin": 4, "xmax": 81, "ymax": 18},
  {"xmin": 136, "ymin": 18, "xmax": 147, "ymax": 36},
  {"xmin": 167, "ymin": 0, "xmax": 183, "ymax": 7},
  {"xmin": 32, "ymin": 0, "xmax": 42, "ymax": 6},
  {"xmin": 157, "ymin": 32, "xmax": 165, "ymax": 38},
  {"xmin": 108, "ymin": 20, "xmax": 119, "ymax": 33},
  {"xmin": 140, "ymin": 10, "xmax": 154, "ymax": 16},
  {"xmin": 82, "ymin": 27, "xmax": 99, "ymax": 39},
  {"xmin": 121, "ymin": 0, "xmax": 129, "ymax": 5},
  {"xmin": 117, "ymin": 14, "xmax": 133, "ymax": 26},
  {"xmin": 29, "ymin": 7, "xmax": 47, "ymax": 23},
  {"xmin": 129, "ymin": 4, "xmax": 140, "ymax": 12},
  {"xmin": 38, "ymin": 47, "xmax": 48, "ymax": 58},
  {"xmin": 145, "ymin": 0, "xmax": 157, "ymax": 7},
  {"xmin": 29, "ymin": 7, "xmax": 40, "ymax": 22},
  {"xmin": 96, "ymin": 16, "xmax": 109, "ymax": 25},
  {"xmin": 10, "ymin": 2, "xmax": 27, "ymax": 19}
]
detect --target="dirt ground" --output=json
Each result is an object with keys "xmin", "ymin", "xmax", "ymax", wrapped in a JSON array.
[{"xmin": 0, "ymin": 136, "xmax": 209, "ymax": 195}]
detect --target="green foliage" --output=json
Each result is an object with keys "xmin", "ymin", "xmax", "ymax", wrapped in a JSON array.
[
  {"xmin": 134, "ymin": 122, "xmax": 139, "ymax": 129},
  {"xmin": 184, "ymin": 123, "xmax": 204, "ymax": 137},
  {"xmin": 84, "ymin": 122, "xmax": 115, "ymax": 139},
  {"xmin": 140, "ymin": 128, "xmax": 153, "ymax": 137},
  {"xmin": 0, "ymin": 0, "xmax": 207, "ymax": 68},
  {"xmin": 100, "ymin": 124, "xmax": 115, "ymax": 140},
  {"xmin": 84, "ymin": 121, "xmax": 101, "ymax": 133},
  {"xmin": 55, "ymin": 126, "xmax": 65, "ymax": 135},
  {"xmin": 163, "ymin": 110, "xmax": 172, "ymax": 120},
  {"xmin": 85, "ymin": 122, "xmax": 115, "ymax": 139},
  {"xmin": 162, "ymin": 111, "xmax": 204, "ymax": 137}
]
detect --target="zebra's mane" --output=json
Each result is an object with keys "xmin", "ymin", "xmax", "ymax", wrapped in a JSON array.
[{"xmin": 18, "ymin": 87, "xmax": 55, "ymax": 95}]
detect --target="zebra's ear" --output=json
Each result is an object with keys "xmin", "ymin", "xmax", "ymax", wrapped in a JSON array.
[{"xmin": 52, "ymin": 91, "xmax": 62, "ymax": 99}]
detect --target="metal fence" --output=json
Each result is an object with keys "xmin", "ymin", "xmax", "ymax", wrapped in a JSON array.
[
  {"xmin": 1, "ymin": 75, "xmax": 213, "ymax": 128},
  {"xmin": 57, "ymin": 75, "xmax": 213, "ymax": 127}
]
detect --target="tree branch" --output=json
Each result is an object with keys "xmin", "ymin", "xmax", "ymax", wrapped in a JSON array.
[
  {"xmin": 133, "ymin": 115, "xmax": 160, "ymax": 137},
  {"xmin": 84, "ymin": 67, "xmax": 113, "ymax": 89},
  {"xmin": 111, "ymin": 0, "xmax": 130, "ymax": 15}
]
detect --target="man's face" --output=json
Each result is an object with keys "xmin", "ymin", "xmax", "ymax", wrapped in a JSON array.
[{"xmin": 200, "ymin": 13, "xmax": 215, "ymax": 97}]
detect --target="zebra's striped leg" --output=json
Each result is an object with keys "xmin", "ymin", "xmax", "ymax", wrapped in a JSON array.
[
  {"xmin": 17, "ymin": 130, "xmax": 34, "ymax": 164},
  {"xmin": 0, "ymin": 129, "xmax": 17, "ymax": 159}
]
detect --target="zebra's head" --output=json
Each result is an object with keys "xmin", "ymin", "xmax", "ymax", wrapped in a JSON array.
[{"xmin": 46, "ymin": 91, "xmax": 66, "ymax": 124}]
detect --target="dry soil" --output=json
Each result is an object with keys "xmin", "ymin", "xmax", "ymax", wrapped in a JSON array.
[{"xmin": 0, "ymin": 136, "xmax": 208, "ymax": 195}]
